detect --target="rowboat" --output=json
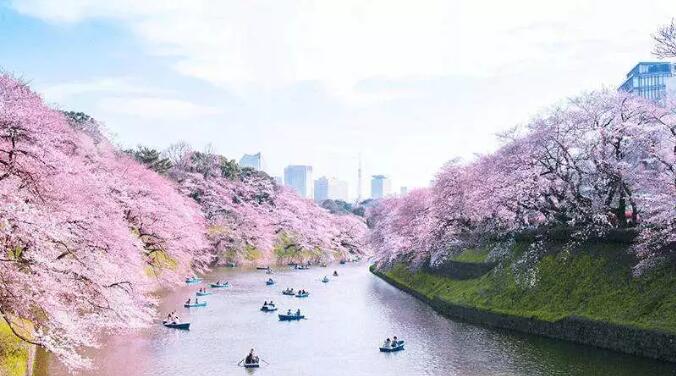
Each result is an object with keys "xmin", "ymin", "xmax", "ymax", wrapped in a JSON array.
[
  {"xmin": 282, "ymin": 289, "xmax": 295, "ymax": 295},
  {"xmin": 260, "ymin": 305, "xmax": 278, "ymax": 312},
  {"xmin": 184, "ymin": 301, "xmax": 207, "ymax": 308},
  {"xmin": 196, "ymin": 291, "xmax": 212, "ymax": 296},
  {"xmin": 257, "ymin": 266, "xmax": 270, "ymax": 270},
  {"xmin": 321, "ymin": 277, "xmax": 329, "ymax": 283},
  {"xmin": 244, "ymin": 362, "xmax": 259, "ymax": 368},
  {"xmin": 379, "ymin": 340, "xmax": 405, "ymax": 352},
  {"xmin": 295, "ymin": 292, "xmax": 309, "ymax": 298},
  {"xmin": 210, "ymin": 282, "xmax": 229, "ymax": 288},
  {"xmin": 278, "ymin": 313, "xmax": 305, "ymax": 321},
  {"xmin": 163, "ymin": 321, "xmax": 190, "ymax": 330},
  {"xmin": 185, "ymin": 277, "xmax": 202, "ymax": 284},
  {"xmin": 266, "ymin": 279, "xmax": 275, "ymax": 286}
]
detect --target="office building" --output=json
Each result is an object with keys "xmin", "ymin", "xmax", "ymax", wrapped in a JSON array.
[
  {"xmin": 314, "ymin": 177, "xmax": 349, "ymax": 202},
  {"xmin": 239, "ymin": 152, "xmax": 263, "ymax": 170},
  {"xmin": 371, "ymin": 175, "xmax": 391, "ymax": 199},
  {"xmin": 619, "ymin": 62, "xmax": 676, "ymax": 101},
  {"xmin": 284, "ymin": 165, "xmax": 313, "ymax": 198}
]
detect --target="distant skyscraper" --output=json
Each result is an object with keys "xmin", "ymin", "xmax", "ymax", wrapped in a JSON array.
[
  {"xmin": 314, "ymin": 177, "xmax": 349, "ymax": 202},
  {"xmin": 284, "ymin": 165, "xmax": 313, "ymax": 198},
  {"xmin": 619, "ymin": 62, "xmax": 676, "ymax": 101},
  {"xmin": 371, "ymin": 175, "xmax": 391, "ymax": 199},
  {"xmin": 239, "ymin": 152, "xmax": 263, "ymax": 170},
  {"xmin": 357, "ymin": 153, "xmax": 362, "ymax": 203}
]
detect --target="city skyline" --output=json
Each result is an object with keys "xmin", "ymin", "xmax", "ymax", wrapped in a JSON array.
[
  {"xmin": 2, "ymin": 1, "xmax": 675, "ymax": 198},
  {"xmin": 243, "ymin": 151, "xmax": 395, "ymax": 201}
]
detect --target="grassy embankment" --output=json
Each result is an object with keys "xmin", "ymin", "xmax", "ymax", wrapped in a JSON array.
[
  {"xmin": 379, "ymin": 242, "xmax": 676, "ymax": 334},
  {"xmin": 0, "ymin": 317, "xmax": 29, "ymax": 376}
]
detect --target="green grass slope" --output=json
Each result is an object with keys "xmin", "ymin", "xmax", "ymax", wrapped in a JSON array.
[
  {"xmin": 0, "ymin": 318, "xmax": 29, "ymax": 376},
  {"xmin": 381, "ymin": 242, "xmax": 676, "ymax": 334}
]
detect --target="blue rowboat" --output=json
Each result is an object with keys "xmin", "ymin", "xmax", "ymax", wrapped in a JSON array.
[
  {"xmin": 295, "ymin": 292, "xmax": 309, "ymax": 298},
  {"xmin": 282, "ymin": 290, "xmax": 295, "ymax": 296},
  {"xmin": 278, "ymin": 313, "xmax": 305, "ymax": 321},
  {"xmin": 266, "ymin": 280, "xmax": 275, "ymax": 286},
  {"xmin": 321, "ymin": 277, "xmax": 329, "ymax": 283},
  {"xmin": 184, "ymin": 301, "xmax": 207, "ymax": 308},
  {"xmin": 260, "ymin": 305, "xmax": 278, "ymax": 312},
  {"xmin": 210, "ymin": 282, "xmax": 229, "ymax": 288},
  {"xmin": 196, "ymin": 291, "xmax": 212, "ymax": 296},
  {"xmin": 163, "ymin": 322, "xmax": 190, "ymax": 330},
  {"xmin": 185, "ymin": 277, "xmax": 202, "ymax": 284},
  {"xmin": 379, "ymin": 340, "xmax": 405, "ymax": 352}
]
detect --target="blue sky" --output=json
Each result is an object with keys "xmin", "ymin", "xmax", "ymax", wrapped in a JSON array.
[{"xmin": 1, "ymin": 0, "xmax": 675, "ymax": 199}]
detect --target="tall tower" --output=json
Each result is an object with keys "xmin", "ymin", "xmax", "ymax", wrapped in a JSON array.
[{"xmin": 357, "ymin": 153, "xmax": 362, "ymax": 203}]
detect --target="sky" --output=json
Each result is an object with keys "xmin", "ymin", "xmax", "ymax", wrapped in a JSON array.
[{"xmin": 1, "ymin": 0, "xmax": 675, "ymax": 200}]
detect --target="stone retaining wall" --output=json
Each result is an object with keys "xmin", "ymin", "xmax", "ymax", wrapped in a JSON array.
[{"xmin": 371, "ymin": 267, "xmax": 676, "ymax": 363}]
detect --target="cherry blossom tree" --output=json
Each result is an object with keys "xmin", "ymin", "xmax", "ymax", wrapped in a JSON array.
[
  {"xmin": 653, "ymin": 18, "xmax": 676, "ymax": 58},
  {"xmin": 367, "ymin": 90, "xmax": 675, "ymax": 274},
  {"xmin": 170, "ymin": 151, "xmax": 368, "ymax": 265},
  {"xmin": 0, "ymin": 74, "xmax": 209, "ymax": 369}
]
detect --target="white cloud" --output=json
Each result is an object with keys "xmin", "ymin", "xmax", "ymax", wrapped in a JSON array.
[
  {"xmin": 13, "ymin": 0, "xmax": 676, "ymax": 102},
  {"xmin": 38, "ymin": 77, "xmax": 172, "ymax": 103},
  {"xmin": 96, "ymin": 96, "xmax": 222, "ymax": 120}
]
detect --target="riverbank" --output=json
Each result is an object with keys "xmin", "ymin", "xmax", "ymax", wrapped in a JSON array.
[
  {"xmin": 0, "ymin": 318, "xmax": 31, "ymax": 376},
  {"xmin": 370, "ymin": 242, "xmax": 676, "ymax": 363}
]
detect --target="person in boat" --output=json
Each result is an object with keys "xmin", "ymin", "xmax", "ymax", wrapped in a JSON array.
[
  {"xmin": 392, "ymin": 336, "xmax": 399, "ymax": 346},
  {"xmin": 269, "ymin": 300, "xmax": 275, "ymax": 307},
  {"xmin": 185, "ymin": 298, "xmax": 191, "ymax": 305},
  {"xmin": 333, "ymin": 271, "xmax": 338, "ymax": 276},
  {"xmin": 287, "ymin": 309, "xmax": 292, "ymax": 315},
  {"xmin": 195, "ymin": 298, "xmax": 199, "ymax": 304},
  {"xmin": 245, "ymin": 348, "xmax": 258, "ymax": 364},
  {"xmin": 383, "ymin": 338, "xmax": 391, "ymax": 348},
  {"xmin": 296, "ymin": 308, "xmax": 301, "ymax": 316}
]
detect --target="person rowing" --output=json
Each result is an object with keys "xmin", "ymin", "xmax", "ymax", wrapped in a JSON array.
[
  {"xmin": 333, "ymin": 270, "xmax": 338, "ymax": 277},
  {"xmin": 245, "ymin": 348, "xmax": 259, "ymax": 365},
  {"xmin": 383, "ymin": 338, "xmax": 391, "ymax": 348},
  {"xmin": 296, "ymin": 308, "xmax": 301, "ymax": 316},
  {"xmin": 392, "ymin": 336, "xmax": 399, "ymax": 346}
]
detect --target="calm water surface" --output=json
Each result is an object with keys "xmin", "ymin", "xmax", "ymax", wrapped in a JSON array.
[{"xmin": 46, "ymin": 264, "xmax": 676, "ymax": 376}]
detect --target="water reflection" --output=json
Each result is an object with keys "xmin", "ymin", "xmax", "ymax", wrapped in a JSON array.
[{"xmin": 45, "ymin": 264, "xmax": 676, "ymax": 376}]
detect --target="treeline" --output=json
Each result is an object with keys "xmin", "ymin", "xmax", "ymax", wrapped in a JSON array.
[
  {"xmin": 0, "ymin": 74, "xmax": 366, "ymax": 368},
  {"xmin": 367, "ymin": 90, "xmax": 675, "ymax": 275}
]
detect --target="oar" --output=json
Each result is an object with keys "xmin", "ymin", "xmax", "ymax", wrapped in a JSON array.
[{"xmin": 260, "ymin": 358, "xmax": 270, "ymax": 365}]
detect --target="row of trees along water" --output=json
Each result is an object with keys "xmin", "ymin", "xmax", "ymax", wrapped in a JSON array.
[
  {"xmin": 367, "ymin": 21, "xmax": 676, "ymax": 275},
  {"xmin": 0, "ymin": 74, "xmax": 367, "ymax": 369}
]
